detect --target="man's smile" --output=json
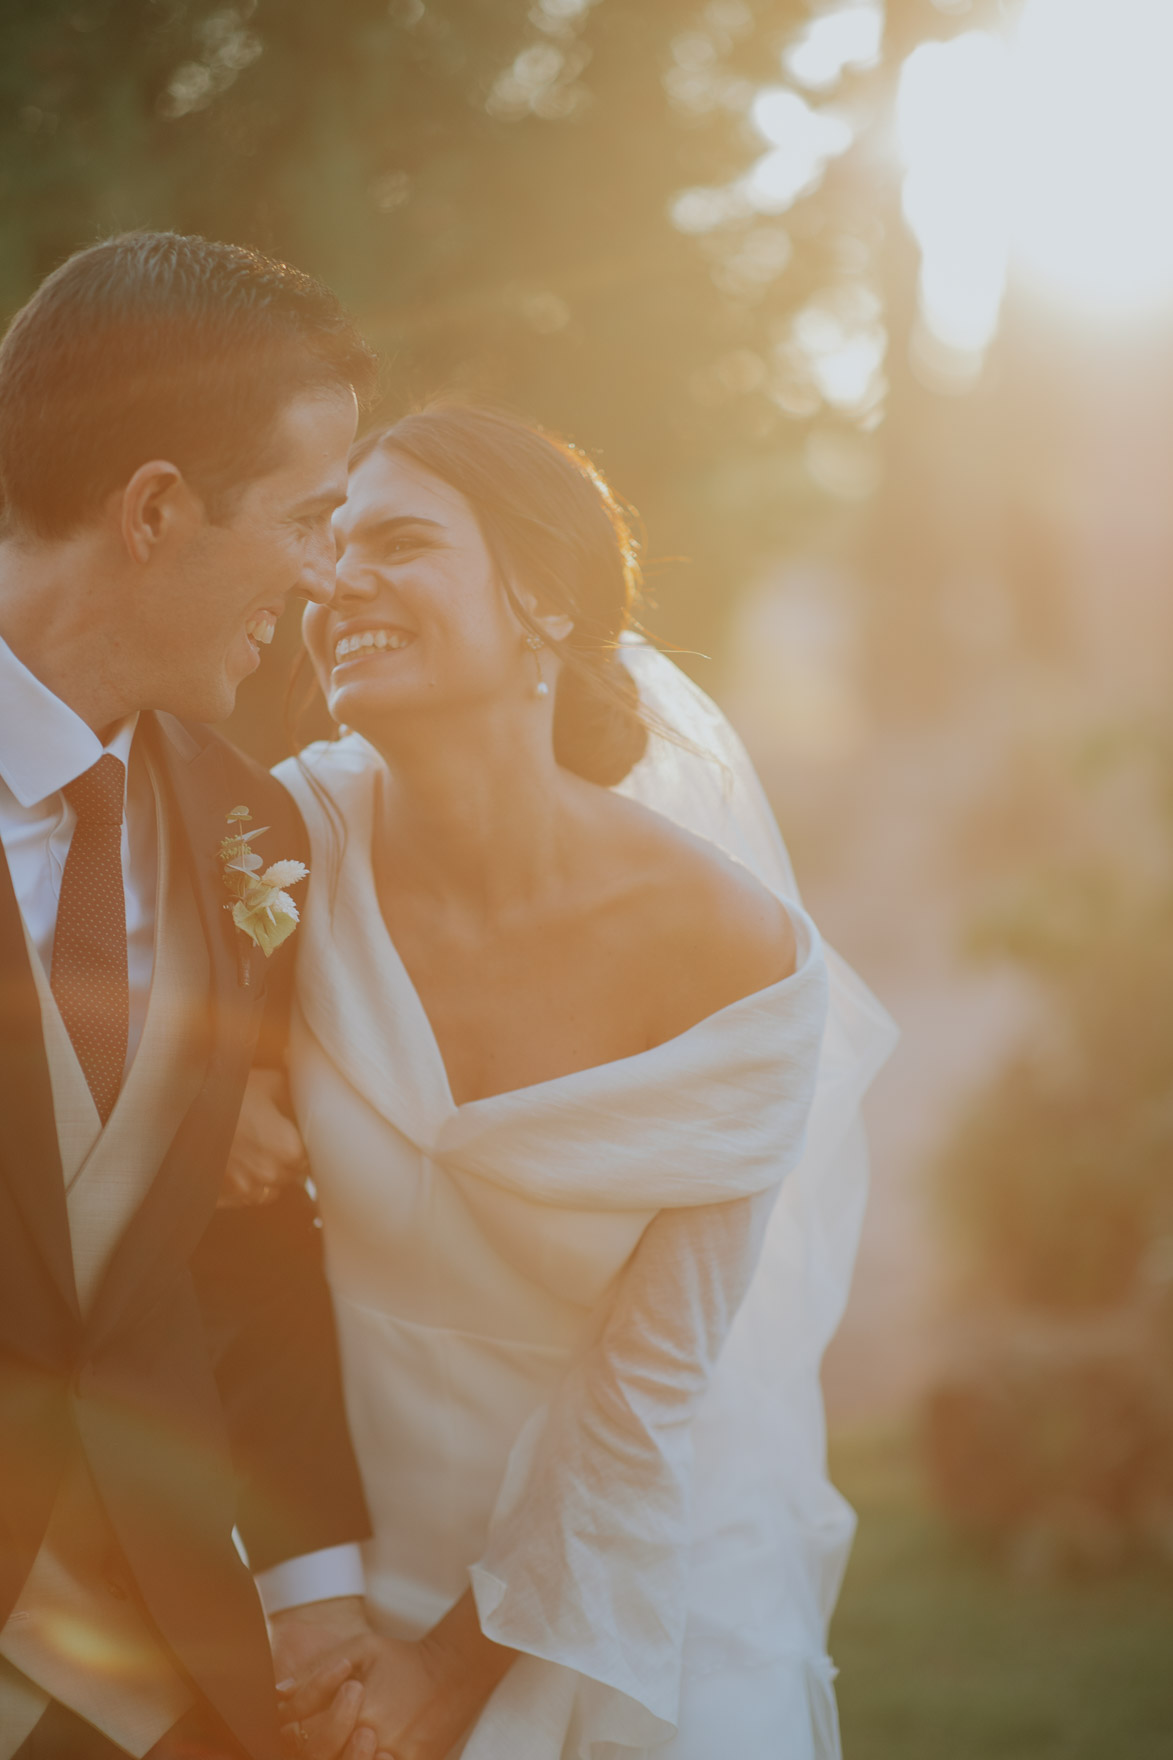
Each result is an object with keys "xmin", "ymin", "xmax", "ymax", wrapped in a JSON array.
[{"xmin": 245, "ymin": 609, "xmax": 279, "ymax": 648}]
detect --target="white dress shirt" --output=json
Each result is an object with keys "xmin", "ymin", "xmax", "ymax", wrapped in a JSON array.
[
  {"xmin": 0, "ymin": 635, "xmax": 155, "ymax": 1072},
  {"xmin": 0, "ymin": 632, "xmax": 363, "ymax": 1615}
]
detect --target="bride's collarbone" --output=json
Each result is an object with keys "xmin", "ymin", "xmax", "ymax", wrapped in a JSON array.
[
  {"xmin": 388, "ymin": 901, "xmax": 667, "ymax": 1098},
  {"xmin": 377, "ymin": 834, "xmax": 794, "ymax": 1107}
]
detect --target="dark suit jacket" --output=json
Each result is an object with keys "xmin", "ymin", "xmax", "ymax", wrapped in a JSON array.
[{"xmin": 0, "ymin": 712, "xmax": 371, "ymax": 1760}]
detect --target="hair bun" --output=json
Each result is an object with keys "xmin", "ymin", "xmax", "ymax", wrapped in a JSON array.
[{"xmin": 553, "ymin": 655, "xmax": 648, "ymax": 787}]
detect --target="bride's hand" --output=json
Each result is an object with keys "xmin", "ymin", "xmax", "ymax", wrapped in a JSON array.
[{"xmin": 219, "ymin": 1066, "xmax": 307, "ymax": 1207}]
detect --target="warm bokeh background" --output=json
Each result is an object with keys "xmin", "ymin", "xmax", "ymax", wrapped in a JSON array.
[{"xmin": 6, "ymin": 1, "xmax": 1173, "ymax": 1751}]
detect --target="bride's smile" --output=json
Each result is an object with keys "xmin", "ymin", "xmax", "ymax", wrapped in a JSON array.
[{"xmin": 331, "ymin": 625, "xmax": 416, "ymax": 664}]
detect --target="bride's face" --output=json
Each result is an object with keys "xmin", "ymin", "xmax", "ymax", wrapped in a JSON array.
[{"xmin": 303, "ymin": 447, "xmax": 530, "ymax": 732}]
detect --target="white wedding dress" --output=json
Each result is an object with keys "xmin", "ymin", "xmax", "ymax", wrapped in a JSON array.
[{"xmin": 275, "ymin": 646, "xmax": 896, "ymax": 1760}]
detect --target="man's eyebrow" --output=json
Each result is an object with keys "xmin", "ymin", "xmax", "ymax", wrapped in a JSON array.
[{"xmin": 289, "ymin": 488, "xmax": 349, "ymax": 517}]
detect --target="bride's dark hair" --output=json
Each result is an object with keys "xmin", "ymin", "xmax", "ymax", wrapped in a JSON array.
[{"xmin": 291, "ymin": 401, "xmax": 650, "ymax": 787}]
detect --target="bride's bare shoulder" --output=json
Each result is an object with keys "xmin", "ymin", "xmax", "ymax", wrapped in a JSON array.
[{"xmin": 594, "ymin": 789, "xmax": 798, "ymax": 1024}]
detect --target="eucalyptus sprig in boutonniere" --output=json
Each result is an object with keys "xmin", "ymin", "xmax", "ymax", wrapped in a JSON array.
[{"xmin": 218, "ymin": 806, "xmax": 308, "ymax": 964}]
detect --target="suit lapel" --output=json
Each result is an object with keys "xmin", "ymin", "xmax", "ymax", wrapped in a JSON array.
[
  {"xmin": 142, "ymin": 713, "xmax": 257, "ymax": 1024},
  {"xmin": 84, "ymin": 715, "xmax": 267, "ymax": 1346},
  {"xmin": 0, "ymin": 843, "xmax": 79, "ymax": 1316}
]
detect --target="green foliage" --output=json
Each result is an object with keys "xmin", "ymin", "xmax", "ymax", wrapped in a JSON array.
[
  {"xmin": 925, "ymin": 1340, "xmax": 1173, "ymax": 1573},
  {"xmin": 926, "ymin": 731, "xmax": 1173, "ymax": 1571},
  {"xmin": 830, "ymin": 1429, "xmax": 1173, "ymax": 1760},
  {"xmin": 0, "ymin": 0, "xmax": 1010, "ymax": 753},
  {"xmin": 0, "ymin": 0, "xmax": 894, "ymax": 677},
  {"xmin": 938, "ymin": 728, "xmax": 1173, "ymax": 1312}
]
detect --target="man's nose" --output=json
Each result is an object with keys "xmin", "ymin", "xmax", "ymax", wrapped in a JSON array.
[
  {"xmin": 295, "ymin": 550, "xmax": 336, "ymax": 606},
  {"xmin": 301, "ymin": 570, "xmax": 335, "ymax": 607},
  {"xmin": 331, "ymin": 564, "xmax": 379, "ymax": 607},
  {"xmin": 299, "ymin": 522, "xmax": 344, "ymax": 606}
]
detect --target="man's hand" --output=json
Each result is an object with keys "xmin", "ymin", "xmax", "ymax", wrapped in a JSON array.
[
  {"xmin": 271, "ymin": 1595, "xmax": 373, "ymax": 1684},
  {"xmin": 276, "ymin": 1656, "xmax": 373, "ymax": 1760},
  {"xmin": 273, "ymin": 1590, "xmax": 516, "ymax": 1760},
  {"xmin": 271, "ymin": 1599, "xmax": 377, "ymax": 1760},
  {"xmin": 220, "ymin": 1067, "xmax": 306, "ymax": 1208}
]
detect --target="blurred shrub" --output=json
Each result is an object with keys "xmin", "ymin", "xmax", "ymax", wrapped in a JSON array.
[
  {"xmin": 925, "ymin": 1325, "xmax": 1173, "ymax": 1576},
  {"xmin": 927, "ymin": 723, "xmax": 1173, "ymax": 1568},
  {"xmin": 937, "ymin": 724, "xmax": 1173, "ymax": 1313},
  {"xmin": 938, "ymin": 928, "xmax": 1173, "ymax": 1311}
]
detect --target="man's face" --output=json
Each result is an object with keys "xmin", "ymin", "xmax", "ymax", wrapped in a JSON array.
[{"xmin": 137, "ymin": 387, "xmax": 358, "ymax": 722}]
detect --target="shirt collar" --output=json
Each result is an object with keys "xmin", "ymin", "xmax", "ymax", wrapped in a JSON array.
[{"xmin": 0, "ymin": 631, "xmax": 139, "ymax": 810}]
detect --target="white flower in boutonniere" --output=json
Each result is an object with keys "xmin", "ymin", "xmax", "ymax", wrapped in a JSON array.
[{"xmin": 218, "ymin": 805, "xmax": 309, "ymax": 958}]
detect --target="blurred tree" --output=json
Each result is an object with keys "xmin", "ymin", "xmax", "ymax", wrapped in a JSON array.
[
  {"xmin": 0, "ymin": 0, "xmax": 906, "ymax": 734},
  {"xmin": 924, "ymin": 722, "xmax": 1173, "ymax": 1572},
  {"xmin": 1, "ymin": 0, "xmax": 1007, "ymax": 755},
  {"xmin": 936, "ymin": 721, "xmax": 1173, "ymax": 1313}
]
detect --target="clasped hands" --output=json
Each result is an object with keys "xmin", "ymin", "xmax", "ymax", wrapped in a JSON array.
[
  {"xmin": 271, "ymin": 1591, "xmax": 515, "ymax": 1760},
  {"xmin": 227, "ymin": 1082, "xmax": 517, "ymax": 1754}
]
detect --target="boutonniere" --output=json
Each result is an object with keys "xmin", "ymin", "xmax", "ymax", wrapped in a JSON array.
[{"xmin": 218, "ymin": 806, "xmax": 308, "ymax": 961}]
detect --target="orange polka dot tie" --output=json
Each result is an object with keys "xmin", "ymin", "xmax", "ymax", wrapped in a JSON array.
[{"xmin": 51, "ymin": 753, "xmax": 129, "ymax": 1125}]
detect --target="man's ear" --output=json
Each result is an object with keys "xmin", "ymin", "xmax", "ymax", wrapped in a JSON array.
[{"xmin": 118, "ymin": 460, "xmax": 197, "ymax": 564}]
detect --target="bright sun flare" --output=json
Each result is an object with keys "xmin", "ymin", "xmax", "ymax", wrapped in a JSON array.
[{"xmin": 898, "ymin": 0, "xmax": 1173, "ymax": 361}]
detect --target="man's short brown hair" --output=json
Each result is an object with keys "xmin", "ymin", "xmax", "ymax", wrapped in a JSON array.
[{"xmin": 0, "ymin": 231, "xmax": 377, "ymax": 539}]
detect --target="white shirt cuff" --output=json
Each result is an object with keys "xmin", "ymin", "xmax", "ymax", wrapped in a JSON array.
[{"xmin": 255, "ymin": 1543, "xmax": 366, "ymax": 1616}]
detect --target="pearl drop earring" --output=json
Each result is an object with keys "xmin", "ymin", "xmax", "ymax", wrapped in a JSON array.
[{"xmin": 525, "ymin": 632, "xmax": 550, "ymax": 697}]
